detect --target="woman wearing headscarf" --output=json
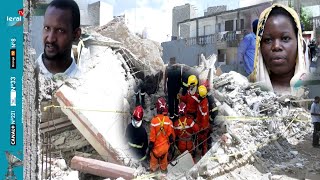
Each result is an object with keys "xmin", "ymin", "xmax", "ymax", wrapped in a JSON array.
[{"xmin": 249, "ymin": 4, "xmax": 308, "ymax": 95}]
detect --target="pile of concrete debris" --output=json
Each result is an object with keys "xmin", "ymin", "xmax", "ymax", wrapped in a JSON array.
[
  {"xmin": 183, "ymin": 71, "xmax": 314, "ymax": 180},
  {"xmin": 87, "ymin": 16, "xmax": 164, "ymax": 73},
  {"xmin": 37, "ymin": 14, "xmax": 167, "ymax": 179},
  {"xmin": 37, "ymin": 16, "xmax": 317, "ymax": 179}
]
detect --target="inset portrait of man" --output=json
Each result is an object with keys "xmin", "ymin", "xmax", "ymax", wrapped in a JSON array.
[{"xmin": 36, "ymin": 0, "xmax": 82, "ymax": 79}]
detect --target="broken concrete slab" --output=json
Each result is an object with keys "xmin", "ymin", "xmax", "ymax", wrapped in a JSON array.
[
  {"xmin": 167, "ymin": 151, "xmax": 194, "ymax": 179},
  {"xmin": 54, "ymin": 44, "xmax": 136, "ymax": 165},
  {"xmin": 70, "ymin": 156, "xmax": 135, "ymax": 180},
  {"xmin": 53, "ymin": 137, "xmax": 65, "ymax": 146}
]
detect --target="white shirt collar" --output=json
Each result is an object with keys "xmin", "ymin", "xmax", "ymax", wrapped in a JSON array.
[{"xmin": 36, "ymin": 53, "xmax": 80, "ymax": 80}]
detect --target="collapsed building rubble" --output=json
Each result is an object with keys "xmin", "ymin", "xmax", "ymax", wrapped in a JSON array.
[
  {"xmin": 38, "ymin": 16, "xmax": 165, "ymax": 180},
  {"xmin": 37, "ymin": 16, "xmax": 318, "ymax": 180},
  {"xmin": 183, "ymin": 71, "xmax": 314, "ymax": 179}
]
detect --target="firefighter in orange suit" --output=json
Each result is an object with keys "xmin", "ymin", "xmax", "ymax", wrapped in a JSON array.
[
  {"xmin": 173, "ymin": 102, "xmax": 199, "ymax": 156},
  {"xmin": 196, "ymin": 85, "xmax": 210, "ymax": 156},
  {"xmin": 178, "ymin": 75, "xmax": 200, "ymax": 119},
  {"xmin": 149, "ymin": 97, "xmax": 174, "ymax": 172}
]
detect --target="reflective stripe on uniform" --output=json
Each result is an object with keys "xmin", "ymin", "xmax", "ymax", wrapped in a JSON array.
[
  {"xmin": 190, "ymin": 121, "xmax": 195, "ymax": 127},
  {"xmin": 174, "ymin": 125, "xmax": 192, "ymax": 130},
  {"xmin": 155, "ymin": 117, "xmax": 170, "ymax": 137},
  {"xmin": 151, "ymin": 122, "xmax": 171, "ymax": 127},
  {"xmin": 128, "ymin": 142, "xmax": 144, "ymax": 149},
  {"xmin": 139, "ymin": 155, "xmax": 147, "ymax": 161},
  {"xmin": 182, "ymin": 82, "xmax": 188, "ymax": 87},
  {"xmin": 211, "ymin": 106, "xmax": 218, "ymax": 112},
  {"xmin": 176, "ymin": 118, "xmax": 192, "ymax": 136},
  {"xmin": 191, "ymin": 95, "xmax": 200, "ymax": 103},
  {"xmin": 198, "ymin": 105, "xmax": 207, "ymax": 116}
]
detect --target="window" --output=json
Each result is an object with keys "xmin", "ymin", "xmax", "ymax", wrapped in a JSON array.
[
  {"xmin": 236, "ymin": 19, "xmax": 244, "ymax": 30},
  {"xmin": 225, "ymin": 20, "xmax": 234, "ymax": 31}
]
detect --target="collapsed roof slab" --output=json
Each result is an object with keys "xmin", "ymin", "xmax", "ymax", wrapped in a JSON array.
[
  {"xmin": 54, "ymin": 45, "xmax": 136, "ymax": 166},
  {"xmin": 55, "ymin": 90, "xmax": 124, "ymax": 165}
]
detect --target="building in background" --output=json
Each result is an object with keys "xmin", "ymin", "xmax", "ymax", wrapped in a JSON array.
[{"xmin": 162, "ymin": 2, "xmax": 271, "ymax": 69}]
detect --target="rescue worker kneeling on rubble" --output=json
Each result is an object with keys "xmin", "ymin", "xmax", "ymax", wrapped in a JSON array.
[
  {"xmin": 173, "ymin": 102, "xmax": 199, "ymax": 157},
  {"xmin": 125, "ymin": 105, "xmax": 148, "ymax": 166},
  {"xmin": 197, "ymin": 85, "xmax": 210, "ymax": 156},
  {"xmin": 149, "ymin": 97, "xmax": 175, "ymax": 172},
  {"xmin": 178, "ymin": 75, "xmax": 200, "ymax": 119}
]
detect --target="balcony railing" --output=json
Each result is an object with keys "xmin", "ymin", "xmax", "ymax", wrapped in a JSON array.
[{"xmin": 185, "ymin": 31, "xmax": 240, "ymax": 47}]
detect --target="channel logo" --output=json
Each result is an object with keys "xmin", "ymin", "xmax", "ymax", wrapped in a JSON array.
[
  {"xmin": 6, "ymin": 8, "xmax": 23, "ymax": 26},
  {"xmin": 10, "ymin": 111, "xmax": 16, "ymax": 145},
  {"xmin": 10, "ymin": 77, "xmax": 16, "ymax": 107},
  {"xmin": 10, "ymin": 38, "xmax": 16, "ymax": 69}
]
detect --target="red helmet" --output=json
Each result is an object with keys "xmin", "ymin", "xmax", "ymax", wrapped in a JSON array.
[
  {"xmin": 178, "ymin": 102, "xmax": 186, "ymax": 116},
  {"xmin": 133, "ymin": 105, "xmax": 144, "ymax": 121},
  {"xmin": 156, "ymin": 97, "xmax": 168, "ymax": 114}
]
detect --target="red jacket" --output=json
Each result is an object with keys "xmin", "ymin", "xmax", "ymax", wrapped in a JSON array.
[
  {"xmin": 173, "ymin": 116, "xmax": 199, "ymax": 140},
  {"xmin": 180, "ymin": 91, "xmax": 199, "ymax": 114},
  {"xmin": 196, "ymin": 97, "xmax": 209, "ymax": 130}
]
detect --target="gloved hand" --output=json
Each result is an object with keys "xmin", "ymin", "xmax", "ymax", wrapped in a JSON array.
[
  {"xmin": 147, "ymin": 141, "xmax": 154, "ymax": 157},
  {"xmin": 148, "ymin": 142, "xmax": 154, "ymax": 152}
]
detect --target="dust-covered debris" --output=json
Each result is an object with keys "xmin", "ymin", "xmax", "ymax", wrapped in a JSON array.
[
  {"xmin": 36, "ymin": 14, "xmax": 318, "ymax": 180},
  {"xmin": 87, "ymin": 16, "xmax": 164, "ymax": 73},
  {"xmin": 185, "ymin": 70, "xmax": 314, "ymax": 180}
]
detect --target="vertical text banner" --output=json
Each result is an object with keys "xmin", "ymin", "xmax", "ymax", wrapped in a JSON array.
[{"xmin": 0, "ymin": 0, "xmax": 23, "ymax": 179}]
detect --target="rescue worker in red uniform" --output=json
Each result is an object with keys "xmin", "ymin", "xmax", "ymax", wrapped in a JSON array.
[
  {"xmin": 125, "ymin": 105, "xmax": 148, "ymax": 166},
  {"xmin": 196, "ymin": 85, "xmax": 210, "ymax": 156},
  {"xmin": 200, "ymin": 80, "xmax": 218, "ymax": 150},
  {"xmin": 173, "ymin": 102, "xmax": 199, "ymax": 157},
  {"xmin": 149, "ymin": 97, "xmax": 175, "ymax": 172},
  {"xmin": 178, "ymin": 75, "xmax": 200, "ymax": 119}
]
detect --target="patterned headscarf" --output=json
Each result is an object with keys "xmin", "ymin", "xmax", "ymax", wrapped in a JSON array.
[{"xmin": 249, "ymin": 4, "xmax": 307, "ymax": 95}]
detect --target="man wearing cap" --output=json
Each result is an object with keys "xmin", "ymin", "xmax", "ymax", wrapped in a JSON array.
[{"xmin": 237, "ymin": 19, "xmax": 259, "ymax": 77}]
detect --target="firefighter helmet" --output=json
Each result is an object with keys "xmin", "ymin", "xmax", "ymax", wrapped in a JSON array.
[
  {"xmin": 156, "ymin": 97, "xmax": 168, "ymax": 114},
  {"xmin": 178, "ymin": 102, "xmax": 186, "ymax": 116},
  {"xmin": 187, "ymin": 75, "xmax": 198, "ymax": 86},
  {"xmin": 198, "ymin": 85, "xmax": 208, "ymax": 98},
  {"xmin": 133, "ymin": 105, "xmax": 144, "ymax": 121}
]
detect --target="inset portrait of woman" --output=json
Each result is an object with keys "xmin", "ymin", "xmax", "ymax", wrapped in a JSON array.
[{"xmin": 250, "ymin": 4, "xmax": 308, "ymax": 95}]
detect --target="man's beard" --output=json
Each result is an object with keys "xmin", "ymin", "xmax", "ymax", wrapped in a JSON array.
[{"xmin": 43, "ymin": 48, "xmax": 70, "ymax": 62}]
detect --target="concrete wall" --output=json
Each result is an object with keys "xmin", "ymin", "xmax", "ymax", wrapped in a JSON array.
[
  {"xmin": 161, "ymin": 39, "xmax": 216, "ymax": 66},
  {"xmin": 30, "ymin": 16, "xmax": 44, "ymax": 59},
  {"xmin": 198, "ymin": 18, "xmax": 216, "ymax": 36},
  {"xmin": 74, "ymin": 0, "xmax": 91, "ymax": 26},
  {"xmin": 204, "ymin": 6, "xmax": 227, "ymax": 16},
  {"xmin": 88, "ymin": 2, "xmax": 100, "ymax": 26},
  {"xmin": 172, "ymin": 4, "xmax": 196, "ymax": 38}
]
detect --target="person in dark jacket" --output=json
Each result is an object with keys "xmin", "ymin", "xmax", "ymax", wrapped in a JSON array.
[
  {"xmin": 164, "ymin": 58, "xmax": 181, "ymax": 121},
  {"xmin": 125, "ymin": 105, "xmax": 148, "ymax": 166}
]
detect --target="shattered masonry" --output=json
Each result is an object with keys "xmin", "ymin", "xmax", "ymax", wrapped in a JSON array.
[{"xmin": 30, "ymin": 16, "xmax": 318, "ymax": 180}]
